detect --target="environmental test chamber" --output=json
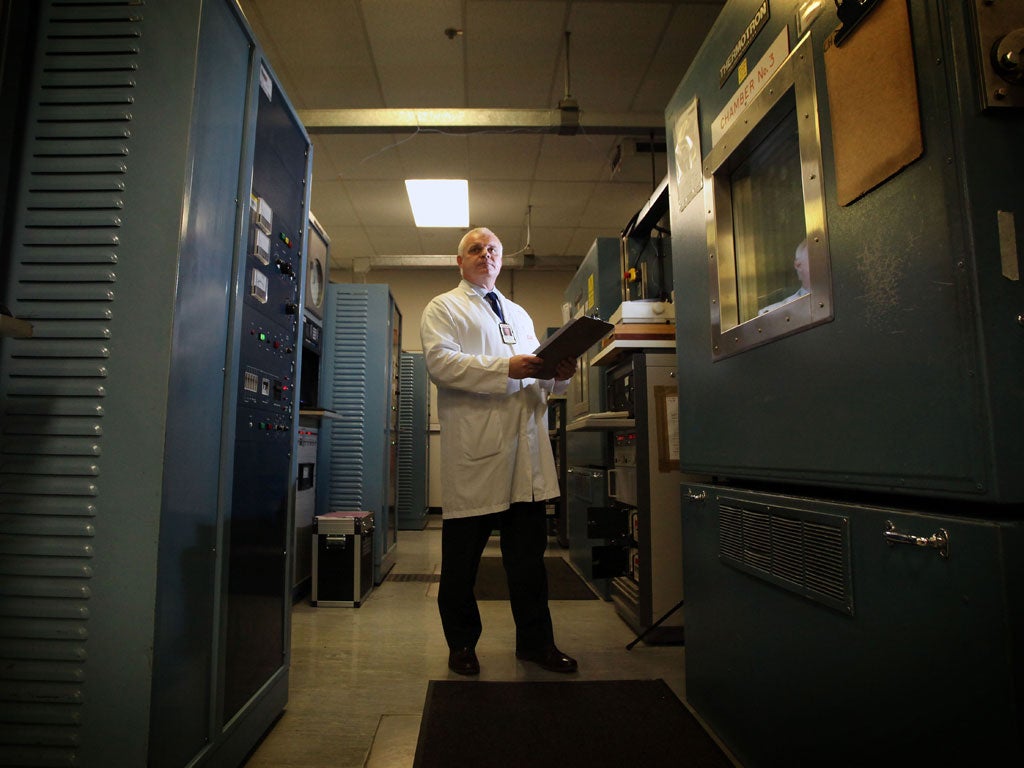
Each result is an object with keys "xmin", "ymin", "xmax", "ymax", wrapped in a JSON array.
[
  {"xmin": 0, "ymin": 1, "xmax": 311, "ymax": 766},
  {"xmin": 664, "ymin": 0, "xmax": 1024, "ymax": 764},
  {"xmin": 563, "ymin": 237, "xmax": 622, "ymax": 427},
  {"xmin": 318, "ymin": 283, "xmax": 402, "ymax": 584},
  {"xmin": 563, "ymin": 238, "xmax": 620, "ymax": 593}
]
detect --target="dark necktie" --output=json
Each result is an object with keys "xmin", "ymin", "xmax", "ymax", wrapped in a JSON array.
[{"xmin": 484, "ymin": 291, "xmax": 505, "ymax": 323}]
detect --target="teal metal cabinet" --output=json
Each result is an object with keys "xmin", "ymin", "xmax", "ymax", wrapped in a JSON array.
[
  {"xmin": 680, "ymin": 483, "xmax": 1024, "ymax": 766},
  {"xmin": 319, "ymin": 283, "xmax": 402, "ymax": 583},
  {"xmin": 0, "ymin": 1, "xmax": 311, "ymax": 766}
]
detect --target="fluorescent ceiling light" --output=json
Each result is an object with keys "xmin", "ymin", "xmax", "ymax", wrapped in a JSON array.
[{"xmin": 405, "ymin": 179, "xmax": 469, "ymax": 227}]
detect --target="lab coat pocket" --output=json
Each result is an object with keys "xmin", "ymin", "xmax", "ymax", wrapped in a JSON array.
[{"xmin": 461, "ymin": 409, "xmax": 503, "ymax": 461}]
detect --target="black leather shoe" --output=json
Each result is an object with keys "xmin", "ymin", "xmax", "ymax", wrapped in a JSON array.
[
  {"xmin": 448, "ymin": 647, "xmax": 480, "ymax": 675},
  {"xmin": 515, "ymin": 646, "xmax": 578, "ymax": 673}
]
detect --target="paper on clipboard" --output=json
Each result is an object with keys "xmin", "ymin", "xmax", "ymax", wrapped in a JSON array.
[{"xmin": 533, "ymin": 315, "xmax": 613, "ymax": 379}]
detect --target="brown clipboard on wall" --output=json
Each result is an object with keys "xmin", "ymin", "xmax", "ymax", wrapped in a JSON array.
[
  {"xmin": 533, "ymin": 315, "xmax": 614, "ymax": 379},
  {"xmin": 823, "ymin": 0, "xmax": 923, "ymax": 206}
]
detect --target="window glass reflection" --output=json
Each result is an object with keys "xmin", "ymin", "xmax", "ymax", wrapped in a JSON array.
[{"xmin": 729, "ymin": 104, "xmax": 807, "ymax": 324}]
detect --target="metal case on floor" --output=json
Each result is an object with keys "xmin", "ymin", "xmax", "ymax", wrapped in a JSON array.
[{"xmin": 312, "ymin": 511, "xmax": 375, "ymax": 607}]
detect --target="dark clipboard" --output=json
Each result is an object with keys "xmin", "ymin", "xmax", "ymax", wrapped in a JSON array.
[{"xmin": 533, "ymin": 315, "xmax": 613, "ymax": 379}]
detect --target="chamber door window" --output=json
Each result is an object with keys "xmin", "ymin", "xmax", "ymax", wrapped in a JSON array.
[{"xmin": 704, "ymin": 36, "xmax": 832, "ymax": 360}]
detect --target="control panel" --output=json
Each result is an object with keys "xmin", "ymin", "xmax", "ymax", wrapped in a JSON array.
[
  {"xmin": 236, "ymin": 193, "xmax": 301, "ymax": 441},
  {"xmin": 613, "ymin": 431, "xmax": 638, "ymax": 467},
  {"xmin": 223, "ymin": 59, "xmax": 310, "ymax": 722}
]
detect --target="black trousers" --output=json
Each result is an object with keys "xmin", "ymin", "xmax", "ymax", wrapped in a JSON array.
[{"xmin": 438, "ymin": 501, "xmax": 554, "ymax": 653}]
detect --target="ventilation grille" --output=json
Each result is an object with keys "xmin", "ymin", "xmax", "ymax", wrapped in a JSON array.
[
  {"xmin": 0, "ymin": 2, "xmax": 143, "ymax": 765},
  {"xmin": 386, "ymin": 573, "xmax": 439, "ymax": 583},
  {"xmin": 326, "ymin": 291, "xmax": 370, "ymax": 509},
  {"xmin": 719, "ymin": 501, "xmax": 853, "ymax": 615},
  {"xmin": 395, "ymin": 354, "xmax": 415, "ymax": 516}
]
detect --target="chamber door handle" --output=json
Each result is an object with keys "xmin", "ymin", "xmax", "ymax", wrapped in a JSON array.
[
  {"xmin": 686, "ymin": 489, "xmax": 707, "ymax": 502},
  {"xmin": 883, "ymin": 520, "xmax": 950, "ymax": 559}
]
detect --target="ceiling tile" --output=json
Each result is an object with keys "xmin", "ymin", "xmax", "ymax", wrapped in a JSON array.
[
  {"xmin": 535, "ymin": 134, "xmax": 617, "ymax": 181},
  {"xmin": 309, "ymin": 179, "xmax": 358, "ymax": 226},
  {"xmin": 417, "ymin": 228, "xmax": 468, "ymax": 256},
  {"xmin": 581, "ymin": 180, "xmax": 658, "ymax": 228},
  {"xmin": 316, "ymin": 134, "xmax": 408, "ymax": 181},
  {"xmin": 323, "ymin": 225, "xmax": 374, "ymax": 267},
  {"xmin": 466, "ymin": 134, "xmax": 544, "ymax": 180},
  {"xmin": 559, "ymin": 2, "xmax": 672, "ymax": 112},
  {"xmin": 310, "ymin": 137, "xmax": 341, "ymax": 182},
  {"xmin": 364, "ymin": 225, "xmax": 427, "ymax": 255},
  {"xmin": 363, "ymin": 0, "xmax": 466, "ymax": 106},
  {"xmin": 242, "ymin": 0, "xmax": 382, "ymax": 109},
  {"xmin": 345, "ymin": 179, "xmax": 415, "ymax": 225},
  {"xmin": 465, "ymin": 1, "xmax": 570, "ymax": 108},
  {"xmin": 470, "ymin": 180, "xmax": 532, "ymax": 226},
  {"xmin": 631, "ymin": 3, "xmax": 723, "ymax": 111},
  {"xmin": 528, "ymin": 180, "xmax": 595, "ymax": 224},
  {"xmin": 531, "ymin": 226, "xmax": 577, "ymax": 256},
  {"xmin": 395, "ymin": 133, "xmax": 470, "ymax": 178},
  {"xmin": 609, "ymin": 139, "xmax": 669, "ymax": 185}
]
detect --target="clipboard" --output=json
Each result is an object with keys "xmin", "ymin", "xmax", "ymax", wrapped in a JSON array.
[{"xmin": 533, "ymin": 315, "xmax": 613, "ymax": 379}]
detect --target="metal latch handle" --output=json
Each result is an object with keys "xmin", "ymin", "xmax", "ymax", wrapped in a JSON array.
[{"xmin": 883, "ymin": 520, "xmax": 950, "ymax": 559}]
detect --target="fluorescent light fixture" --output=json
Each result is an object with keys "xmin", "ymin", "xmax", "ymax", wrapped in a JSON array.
[{"xmin": 405, "ymin": 179, "xmax": 469, "ymax": 227}]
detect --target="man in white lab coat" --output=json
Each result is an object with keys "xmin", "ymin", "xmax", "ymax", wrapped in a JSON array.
[{"xmin": 420, "ymin": 227, "xmax": 578, "ymax": 676}]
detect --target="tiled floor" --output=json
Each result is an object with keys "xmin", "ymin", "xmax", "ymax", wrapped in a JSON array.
[{"xmin": 242, "ymin": 518, "xmax": 705, "ymax": 768}]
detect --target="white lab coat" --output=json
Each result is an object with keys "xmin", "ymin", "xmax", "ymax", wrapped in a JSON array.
[{"xmin": 420, "ymin": 280, "xmax": 568, "ymax": 519}]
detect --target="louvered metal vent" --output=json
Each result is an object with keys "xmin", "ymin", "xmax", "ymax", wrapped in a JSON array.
[
  {"xmin": 326, "ymin": 291, "xmax": 370, "ymax": 509},
  {"xmin": 386, "ymin": 572, "xmax": 439, "ymax": 583},
  {"xmin": 0, "ymin": 3, "xmax": 142, "ymax": 764},
  {"xmin": 719, "ymin": 501, "xmax": 853, "ymax": 615},
  {"xmin": 396, "ymin": 354, "xmax": 415, "ymax": 517}
]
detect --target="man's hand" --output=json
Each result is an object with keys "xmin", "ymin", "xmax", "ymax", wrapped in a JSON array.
[
  {"xmin": 553, "ymin": 357, "xmax": 577, "ymax": 381},
  {"xmin": 508, "ymin": 354, "xmax": 544, "ymax": 380}
]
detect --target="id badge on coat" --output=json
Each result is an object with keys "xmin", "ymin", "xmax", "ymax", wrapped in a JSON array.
[{"xmin": 499, "ymin": 322, "xmax": 517, "ymax": 345}]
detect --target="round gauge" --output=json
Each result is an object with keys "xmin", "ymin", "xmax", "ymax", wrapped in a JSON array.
[{"xmin": 308, "ymin": 258, "xmax": 324, "ymax": 307}]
